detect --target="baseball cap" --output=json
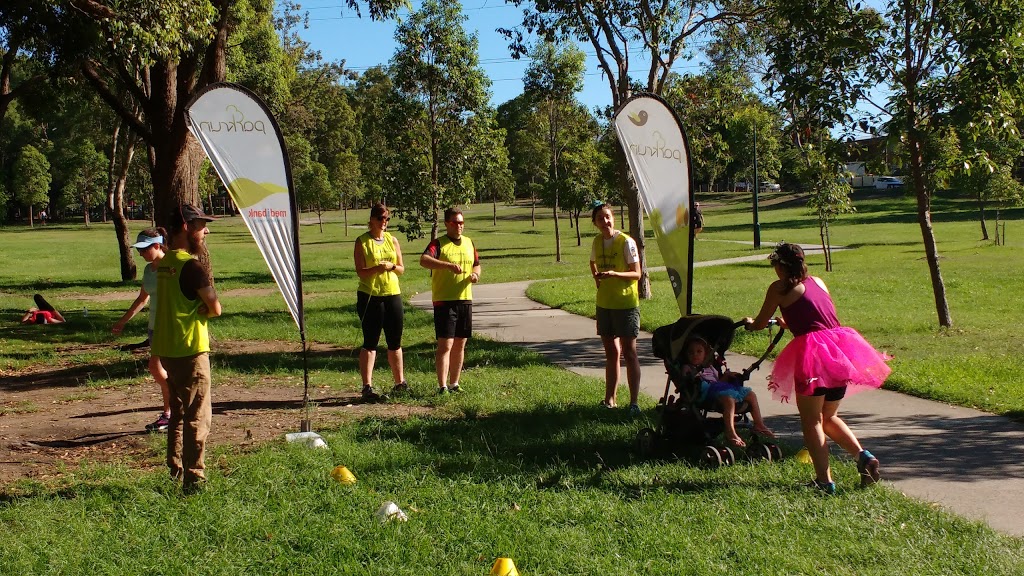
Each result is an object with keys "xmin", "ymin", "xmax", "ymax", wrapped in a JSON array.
[
  {"xmin": 131, "ymin": 232, "xmax": 163, "ymax": 249},
  {"xmin": 179, "ymin": 203, "xmax": 216, "ymax": 223}
]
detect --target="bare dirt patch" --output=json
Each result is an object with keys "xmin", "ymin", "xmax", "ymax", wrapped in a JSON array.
[{"xmin": 0, "ymin": 340, "xmax": 428, "ymax": 487}]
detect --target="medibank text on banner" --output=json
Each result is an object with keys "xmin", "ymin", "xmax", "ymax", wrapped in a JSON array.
[
  {"xmin": 612, "ymin": 94, "xmax": 694, "ymax": 316},
  {"xmin": 185, "ymin": 83, "xmax": 305, "ymax": 333}
]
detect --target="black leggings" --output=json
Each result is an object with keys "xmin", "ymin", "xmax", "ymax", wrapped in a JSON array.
[{"xmin": 357, "ymin": 292, "xmax": 404, "ymax": 351}]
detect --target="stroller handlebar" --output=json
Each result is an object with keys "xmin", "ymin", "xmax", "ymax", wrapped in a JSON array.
[{"xmin": 731, "ymin": 318, "xmax": 779, "ymax": 330}]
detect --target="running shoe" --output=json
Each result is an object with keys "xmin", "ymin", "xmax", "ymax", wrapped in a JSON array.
[
  {"xmin": 145, "ymin": 413, "xmax": 170, "ymax": 432},
  {"xmin": 858, "ymin": 450, "xmax": 881, "ymax": 487},
  {"xmin": 449, "ymin": 383, "xmax": 461, "ymax": 393},
  {"xmin": 361, "ymin": 385, "xmax": 382, "ymax": 401},
  {"xmin": 805, "ymin": 479, "xmax": 836, "ymax": 495}
]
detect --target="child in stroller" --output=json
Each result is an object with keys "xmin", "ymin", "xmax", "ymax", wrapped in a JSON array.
[
  {"xmin": 637, "ymin": 314, "xmax": 782, "ymax": 464},
  {"xmin": 681, "ymin": 336, "xmax": 774, "ymax": 448}
]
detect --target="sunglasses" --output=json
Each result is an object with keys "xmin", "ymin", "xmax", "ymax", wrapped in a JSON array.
[
  {"xmin": 449, "ymin": 219, "xmax": 465, "ymax": 225},
  {"xmin": 375, "ymin": 216, "xmax": 390, "ymax": 222}
]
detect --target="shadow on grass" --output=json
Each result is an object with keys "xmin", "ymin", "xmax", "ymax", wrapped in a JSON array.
[
  {"xmin": 0, "ymin": 355, "xmax": 149, "ymax": 393},
  {"xmin": 342, "ymin": 398, "xmax": 1024, "ymax": 491},
  {"xmin": 355, "ymin": 403, "xmax": 658, "ymax": 477},
  {"xmin": 19, "ymin": 430, "xmax": 149, "ymax": 449}
]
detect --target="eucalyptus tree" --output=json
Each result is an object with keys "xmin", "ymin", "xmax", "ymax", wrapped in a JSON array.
[
  {"xmin": 0, "ymin": 101, "xmax": 38, "ymax": 219},
  {"xmin": 764, "ymin": 0, "xmax": 881, "ymax": 270},
  {"xmin": 877, "ymin": 0, "xmax": 1024, "ymax": 326},
  {"xmin": 351, "ymin": 66, "xmax": 396, "ymax": 208},
  {"xmin": 12, "ymin": 144, "xmax": 50, "ymax": 226},
  {"xmin": 523, "ymin": 41, "xmax": 586, "ymax": 262},
  {"xmin": 949, "ymin": 131, "xmax": 1024, "ymax": 241},
  {"xmin": 496, "ymin": 94, "xmax": 548, "ymax": 225},
  {"xmin": 661, "ymin": 72, "xmax": 740, "ymax": 191},
  {"xmin": 20, "ymin": 0, "xmax": 403, "ymax": 232},
  {"xmin": 463, "ymin": 112, "xmax": 513, "ymax": 226},
  {"xmin": 56, "ymin": 139, "xmax": 108, "ymax": 227},
  {"xmin": 389, "ymin": 0, "xmax": 492, "ymax": 239},
  {"xmin": 502, "ymin": 0, "xmax": 764, "ymax": 296},
  {"xmin": 0, "ymin": 2, "xmax": 57, "ymax": 123}
]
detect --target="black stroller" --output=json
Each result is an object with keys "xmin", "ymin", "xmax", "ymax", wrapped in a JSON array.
[{"xmin": 635, "ymin": 314, "xmax": 786, "ymax": 467}]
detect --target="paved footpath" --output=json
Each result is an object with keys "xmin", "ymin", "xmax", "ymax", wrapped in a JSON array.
[{"xmin": 413, "ymin": 280, "xmax": 1024, "ymax": 537}]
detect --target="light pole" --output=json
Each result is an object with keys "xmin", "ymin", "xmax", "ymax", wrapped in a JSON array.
[{"xmin": 752, "ymin": 124, "xmax": 761, "ymax": 248}]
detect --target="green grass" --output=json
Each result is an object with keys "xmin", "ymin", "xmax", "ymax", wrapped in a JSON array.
[
  {"xmin": 2, "ymin": 198, "xmax": 1024, "ymax": 574},
  {"xmin": 2, "ymin": 366, "xmax": 1023, "ymax": 575}
]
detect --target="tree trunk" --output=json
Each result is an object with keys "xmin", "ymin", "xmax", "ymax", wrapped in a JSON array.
[
  {"xmin": 818, "ymin": 221, "xmax": 829, "ymax": 271},
  {"xmin": 824, "ymin": 219, "xmax": 832, "ymax": 271},
  {"xmin": 977, "ymin": 190, "xmax": 988, "ymax": 240},
  {"xmin": 549, "ymin": 99, "xmax": 561, "ymax": 262},
  {"xmin": 83, "ymin": 193, "xmax": 91, "ymax": 228},
  {"xmin": 574, "ymin": 210, "xmax": 581, "ymax": 246},
  {"xmin": 909, "ymin": 132, "xmax": 952, "ymax": 327},
  {"xmin": 492, "ymin": 195, "xmax": 497, "ymax": 226},
  {"xmin": 109, "ymin": 121, "xmax": 139, "ymax": 281},
  {"xmin": 530, "ymin": 188, "xmax": 536, "ymax": 226}
]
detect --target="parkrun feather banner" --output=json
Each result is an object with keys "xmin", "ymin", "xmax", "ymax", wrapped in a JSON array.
[
  {"xmin": 185, "ymin": 83, "xmax": 305, "ymax": 333},
  {"xmin": 613, "ymin": 93, "xmax": 695, "ymax": 316}
]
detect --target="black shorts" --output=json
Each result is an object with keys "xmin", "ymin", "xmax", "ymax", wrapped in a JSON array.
[
  {"xmin": 811, "ymin": 386, "xmax": 848, "ymax": 402},
  {"xmin": 357, "ymin": 292, "xmax": 404, "ymax": 351},
  {"xmin": 433, "ymin": 301, "xmax": 472, "ymax": 339}
]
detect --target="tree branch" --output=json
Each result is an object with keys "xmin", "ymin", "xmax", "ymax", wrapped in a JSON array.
[{"xmin": 81, "ymin": 59, "xmax": 153, "ymax": 141}]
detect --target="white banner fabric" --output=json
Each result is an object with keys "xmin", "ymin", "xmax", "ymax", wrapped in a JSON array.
[
  {"xmin": 185, "ymin": 84, "xmax": 304, "ymax": 331},
  {"xmin": 613, "ymin": 95, "xmax": 693, "ymax": 317}
]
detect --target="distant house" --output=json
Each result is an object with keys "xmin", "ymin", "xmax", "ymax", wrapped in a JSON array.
[{"xmin": 845, "ymin": 136, "xmax": 901, "ymax": 187}]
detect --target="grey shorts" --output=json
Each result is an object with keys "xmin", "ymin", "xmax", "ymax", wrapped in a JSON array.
[{"xmin": 596, "ymin": 306, "xmax": 640, "ymax": 339}]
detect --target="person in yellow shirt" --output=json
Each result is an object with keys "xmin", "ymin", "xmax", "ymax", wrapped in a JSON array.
[
  {"xmin": 590, "ymin": 202, "xmax": 642, "ymax": 414},
  {"xmin": 152, "ymin": 203, "xmax": 221, "ymax": 492},
  {"xmin": 353, "ymin": 203, "xmax": 407, "ymax": 400},
  {"xmin": 419, "ymin": 208, "xmax": 480, "ymax": 394}
]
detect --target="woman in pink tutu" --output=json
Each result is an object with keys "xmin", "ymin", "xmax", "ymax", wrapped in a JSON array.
[{"xmin": 743, "ymin": 243, "xmax": 890, "ymax": 494}]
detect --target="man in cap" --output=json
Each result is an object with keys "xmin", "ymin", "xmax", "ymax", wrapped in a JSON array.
[{"xmin": 152, "ymin": 203, "xmax": 222, "ymax": 492}]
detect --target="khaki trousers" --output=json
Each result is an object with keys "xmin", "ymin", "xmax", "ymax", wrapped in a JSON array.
[{"xmin": 163, "ymin": 353, "xmax": 212, "ymax": 487}]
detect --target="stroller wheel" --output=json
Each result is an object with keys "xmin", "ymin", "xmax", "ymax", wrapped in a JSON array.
[
  {"xmin": 720, "ymin": 446, "xmax": 736, "ymax": 466},
  {"xmin": 747, "ymin": 443, "xmax": 772, "ymax": 462},
  {"xmin": 701, "ymin": 445, "xmax": 723, "ymax": 468},
  {"xmin": 768, "ymin": 443, "xmax": 783, "ymax": 462},
  {"xmin": 635, "ymin": 428, "xmax": 657, "ymax": 457}
]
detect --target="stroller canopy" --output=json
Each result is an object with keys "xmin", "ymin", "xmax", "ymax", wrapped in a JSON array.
[{"xmin": 652, "ymin": 314, "xmax": 737, "ymax": 365}]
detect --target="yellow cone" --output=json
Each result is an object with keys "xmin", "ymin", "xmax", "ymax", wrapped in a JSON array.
[
  {"xmin": 491, "ymin": 557, "xmax": 520, "ymax": 576},
  {"xmin": 795, "ymin": 448, "xmax": 812, "ymax": 464},
  {"xmin": 330, "ymin": 465, "xmax": 357, "ymax": 484}
]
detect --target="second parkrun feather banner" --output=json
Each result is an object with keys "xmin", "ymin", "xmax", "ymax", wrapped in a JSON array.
[
  {"xmin": 613, "ymin": 94, "xmax": 695, "ymax": 317},
  {"xmin": 185, "ymin": 83, "xmax": 305, "ymax": 333}
]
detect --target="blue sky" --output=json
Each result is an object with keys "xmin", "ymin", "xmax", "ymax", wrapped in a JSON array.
[
  {"xmin": 296, "ymin": 0, "xmax": 884, "ymax": 138},
  {"xmin": 297, "ymin": 0, "xmax": 704, "ymax": 112}
]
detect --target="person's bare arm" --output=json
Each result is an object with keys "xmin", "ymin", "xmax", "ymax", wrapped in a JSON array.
[
  {"xmin": 112, "ymin": 289, "xmax": 150, "ymax": 334},
  {"xmin": 420, "ymin": 251, "xmax": 460, "ymax": 273},
  {"xmin": 196, "ymin": 286, "xmax": 222, "ymax": 319},
  {"xmin": 744, "ymin": 282, "xmax": 784, "ymax": 331},
  {"xmin": 391, "ymin": 237, "xmax": 405, "ymax": 275},
  {"xmin": 596, "ymin": 260, "xmax": 642, "ymax": 281}
]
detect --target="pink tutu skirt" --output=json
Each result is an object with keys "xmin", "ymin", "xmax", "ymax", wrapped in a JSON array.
[{"xmin": 768, "ymin": 326, "xmax": 890, "ymax": 403}]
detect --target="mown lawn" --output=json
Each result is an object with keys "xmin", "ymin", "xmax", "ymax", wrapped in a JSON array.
[{"xmin": 1, "ymin": 196, "xmax": 1023, "ymax": 574}]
